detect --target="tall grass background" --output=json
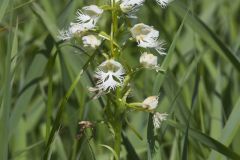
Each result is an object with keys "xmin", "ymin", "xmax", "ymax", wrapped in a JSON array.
[{"xmin": 0, "ymin": 0, "xmax": 240, "ymax": 159}]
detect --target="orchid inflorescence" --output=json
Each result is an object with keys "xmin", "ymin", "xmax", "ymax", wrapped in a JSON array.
[{"xmin": 58, "ymin": 0, "xmax": 171, "ymax": 153}]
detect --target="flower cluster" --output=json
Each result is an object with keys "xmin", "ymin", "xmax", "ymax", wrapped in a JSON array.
[
  {"xmin": 58, "ymin": 1, "xmax": 170, "ymax": 132},
  {"xmin": 58, "ymin": 5, "xmax": 103, "ymax": 48}
]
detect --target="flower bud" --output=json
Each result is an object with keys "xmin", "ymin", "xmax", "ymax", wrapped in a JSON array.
[
  {"xmin": 140, "ymin": 52, "xmax": 158, "ymax": 68},
  {"xmin": 82, "ymin": 35, "xmax": 101, "ymax": 48},
  {"xmin": 142, "ymin": 96, "xmax": 159, "ymax": 110}
]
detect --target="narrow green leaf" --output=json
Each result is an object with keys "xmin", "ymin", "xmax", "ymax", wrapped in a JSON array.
[
  {"xmin": 46, "ymin": 52, "xmax": 57, "ymax": 140},
  {"xmin": 153, "ymin": 9, "xmax": 188, "ymax": 94},
  {"xmin": 122, "ymin": 132, "xmax": 141, "ymax": 160},
  {"xmin": 208, "ymin": 97, "xmax": 240, "ymax": 160},
  {"xmin": 11, "ymin": 140, "xmax": 44, "ymax": 159},
  {"xmin": 210, "ymin": 68, "xmax": 222, "ymax": 139},
  {"xmin": 182, "ymin": 70, "xmax": 200, "ymax": 160},
  {"xmin": 167, "ymin": 120, "xmax": 240, "ymax": 160},
  {"xmin": 147, "ymin": 114, "xmax": 154, "ymax": 160},
  {"xmin": 125, "ymin": 118, "xmax": 143, "ymax": 141},
  {"xmin": 43, "ymin": 51, "xmax": 98, "ymax": 159},
  {"xmin": 10, "ymin": 54, "xmax": 47, "ymax": 136},
  {"xmin": 99, "ymin": 144, "xmax": 119, "ymax": 160},
  {"xmin": 170, "ymin": 1, "xmax": 240, "ymax": 72},
  {"xmin": 0, "ymin": 14, "xmax": 17, "ymax": 160},
  {"xmin": 0, "ymin": 0, "xmax": 9, "ymax": 21},
  {"xmin": 31, "ymin": 3, "xmax": 58, "ymax": 41}
]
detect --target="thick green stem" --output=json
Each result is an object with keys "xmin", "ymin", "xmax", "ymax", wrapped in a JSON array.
[
  {"xmin": 109, "ymin": 0, "xmax": 122, "ymax": 158},
  {"xmin": 113, "ymin": 119, "xmax": 122, "ymax": 159},
  {"xmin": 108, "ymin": 94, "xmax": 125, "ymax": 159}
]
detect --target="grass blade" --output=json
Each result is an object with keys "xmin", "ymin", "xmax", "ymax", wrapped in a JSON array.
[
  {"xmin": 43, "ymin": 51, "xmax": 97, "ymax": 159},
  {"xmin": 170, "ymin": 1, "xmax": 240, "ymax": 72},
  {"xmin": 208, "ymin": 97, "xmax": 240, "ymax": 160},
  {"xmin": 31, "ymin": 3, "xmax": 58, "ymax": 40},
  {"xmin": 0, "ymin": 13, "xmax": 17, "ymax": 160},
  {"xmin": 99, "ymin": 144, "xmax": 118, "ymax": 160},
  {"xmin": 0, "ymin": 0, "xmax": 9, "ymax": 21},
  {"xmin": 10, "ymin": 54, "xmax": 47, "ymax": 136},
  {"xmin": 153, "ymin": 9, "xmax": 188, "ymax": 94},
  {"xmin": 147, "ymin": 114, "xmax": 154, "ymax": 160},
  {"xmin": 122, "ymin": 132, "xmax": 141, "ymax": 160},
  {"xmin": 167, "ymin": 120, "xmax": 240, "ymax": 160}
]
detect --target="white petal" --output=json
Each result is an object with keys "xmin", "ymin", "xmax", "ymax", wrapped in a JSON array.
[
  {"xmin": 156, "ymin": 0, "xmax": 170, "ymax": 8},
  {"xmin": 94, "ymin": 60, "xmax": 125, "ymax": 92},
  {"xmin": 131, "ymin": 23, "xmax": 166, "ymax": 55},
  {"xmin": 58, "ymin": 29, "xmax": 72, "ymax": 40},
  {"xmin": 76, "ymin": 5, "xmax": 103, "ymax": 30},
  {"xmin": 120, "ymin": 0, "xmax": 145, "ymax": 14},
  {"xmin": 153, "ymin": 112, "xmax": 168, "ymax": 128}
]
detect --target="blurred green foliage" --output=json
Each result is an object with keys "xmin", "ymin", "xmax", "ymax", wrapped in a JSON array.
[{"xmin": 0, "ymin": 0, "xmax": 240, "ymax": 160}]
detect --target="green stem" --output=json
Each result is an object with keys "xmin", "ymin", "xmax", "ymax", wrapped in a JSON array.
[
  {"xmin": 108, "ymin": 93, "xmax": 125, "ymax": 159},
  {"xmin": 110, "ymin": 0, "xmax": 118, "ymax": 58},
  {"xmin": 46, "ymin": 53, "xmax": 57, "ymax": 141},
  {"xmin": 46, "ymin": 66, "xmax": 53, "ymax": 140},
  {"xmin": 109, "ymin": 1, "xmax": 122, "ymax": 158},
  {"xmin": 113, "ymin": 119, "xmax": 122, "ymax": 159}
]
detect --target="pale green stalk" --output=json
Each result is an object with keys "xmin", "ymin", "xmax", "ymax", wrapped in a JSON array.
[{"xmin": 108, "ymin": 0, "xmax": 123, "ymax": 159}]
